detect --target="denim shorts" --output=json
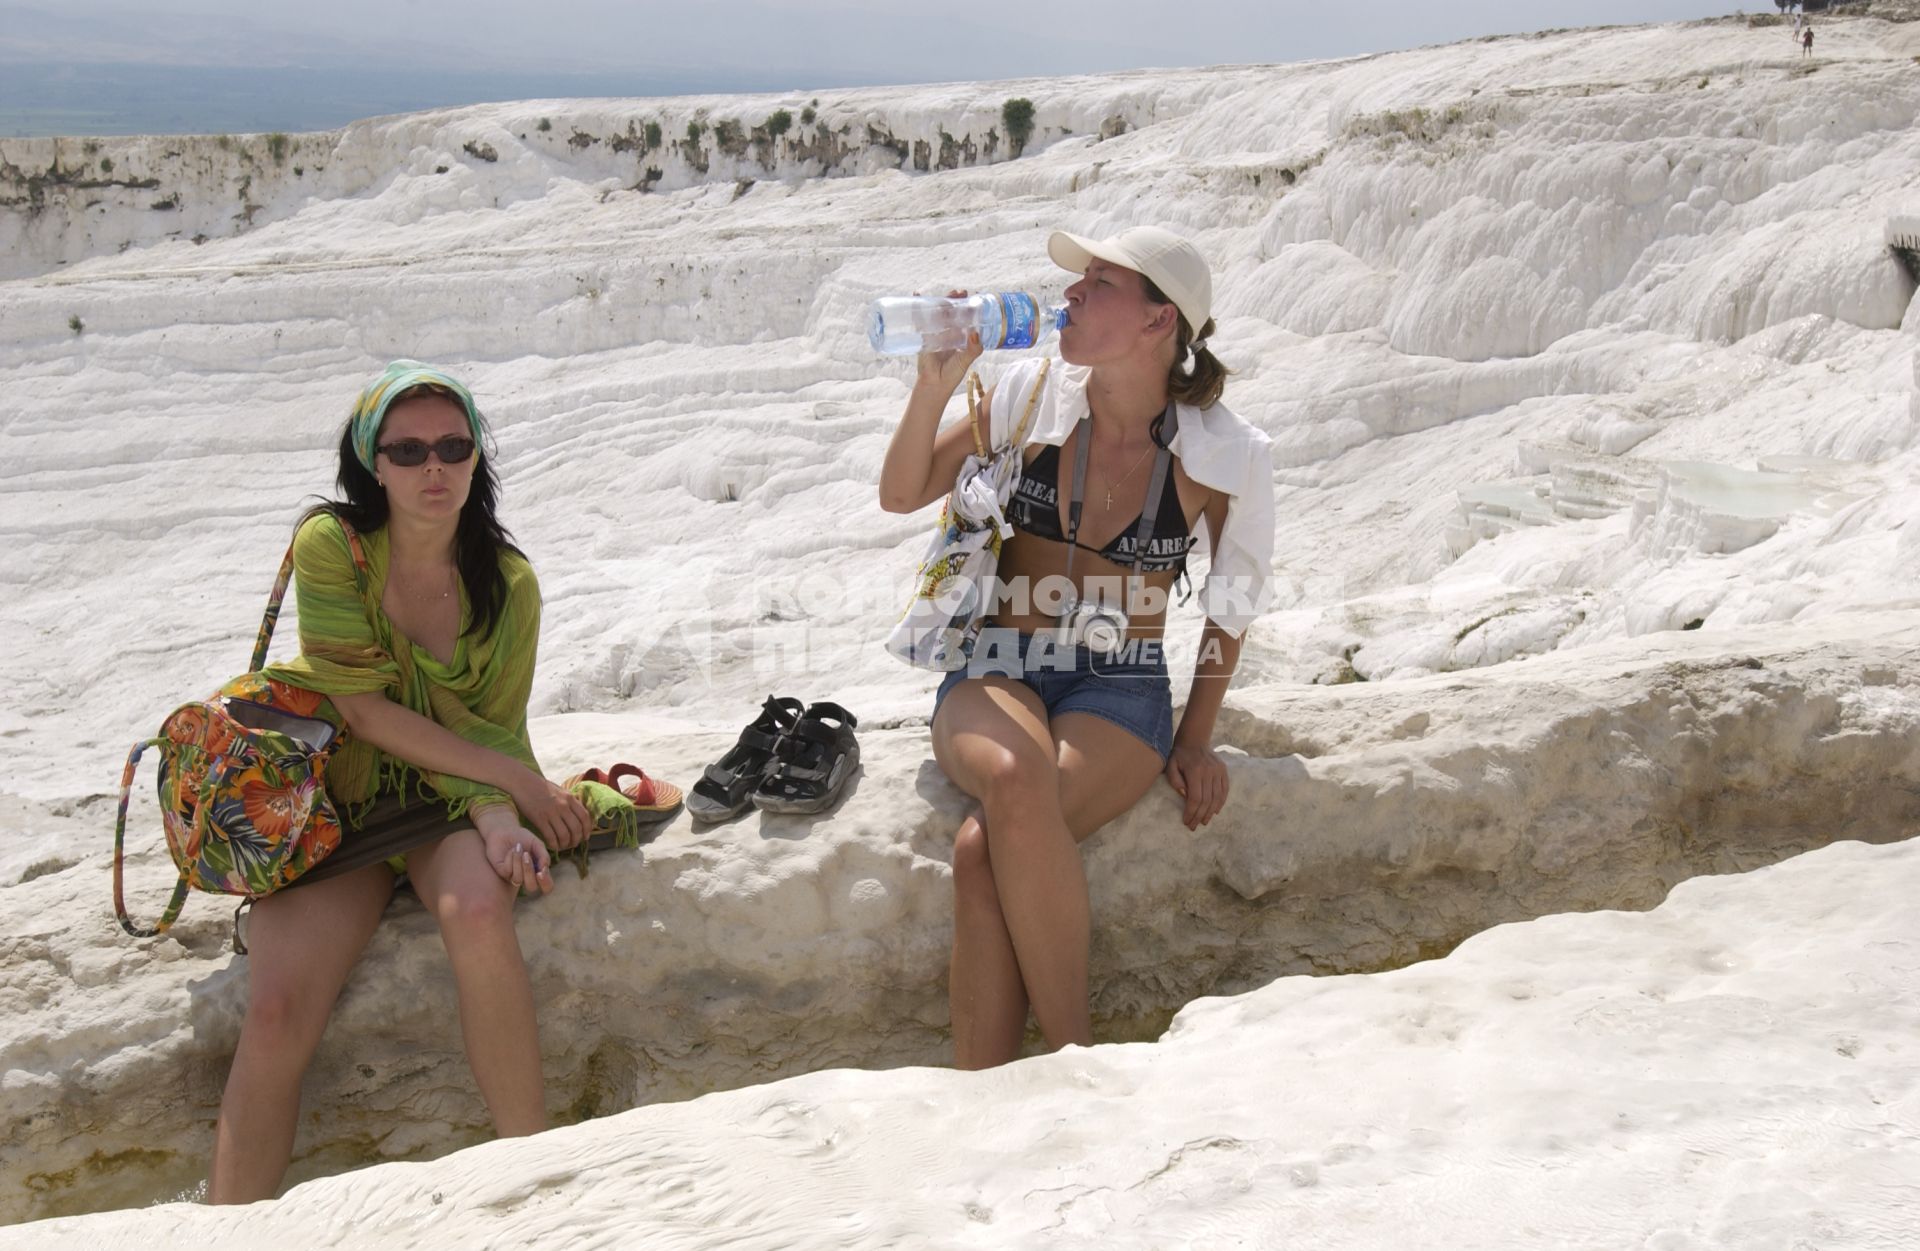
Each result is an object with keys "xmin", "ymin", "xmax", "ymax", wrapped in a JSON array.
[{"xmin": 932, "ymin": 627, "xmax": 1175, "ymax": 760}]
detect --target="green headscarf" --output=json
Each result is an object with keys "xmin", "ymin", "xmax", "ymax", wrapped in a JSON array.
[{"xmin": 349, "ymin": 360, "xmax": 488, "ymax": 472}]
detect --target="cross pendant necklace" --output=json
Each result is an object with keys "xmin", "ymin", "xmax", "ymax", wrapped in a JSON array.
[{"xmin": 1103, "ymin": 444, "xmax": 1156, "ymax": 511}]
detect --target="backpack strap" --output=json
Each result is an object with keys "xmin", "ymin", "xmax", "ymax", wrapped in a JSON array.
[
  {"xmin": 1004, "ymin": 358, "xmax": 1051, "ymax": 452},
  {"xmin": 247, "ymin": 541, "xmax": 299, "ymax": 673},
  {"xmin": 112, "ymin": 738, "xmax": 190, "ymax": 939},
  {"xmin": 966, "ymin": 372, "xmax": 989, "ymax": 459},
  {"xmin": 247, "ymin": 516, "xmax": 374, "ymax": 673}
]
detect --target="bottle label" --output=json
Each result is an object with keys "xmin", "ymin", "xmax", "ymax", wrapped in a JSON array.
[{"xmin": 997, "ymin": 292, "xmax": 1040, "ymax": 350}]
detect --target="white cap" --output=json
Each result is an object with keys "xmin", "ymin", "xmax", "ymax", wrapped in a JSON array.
[{"xmin": 1048, "ymin": 225, "xmax": 1213, "ymax": 340}]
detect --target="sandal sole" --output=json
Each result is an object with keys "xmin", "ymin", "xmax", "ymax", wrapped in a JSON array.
[{"xmin": 687, "ymin": 794, "xmax": 753, "ymax": 822}]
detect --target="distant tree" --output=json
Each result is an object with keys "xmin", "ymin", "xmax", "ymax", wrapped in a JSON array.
[
  {"xmin": 1002, "ymin": 97, "xmax": 1036, "ymax": 156},
  {"xmin": 765, "ymin": 109, "xmax": 792, "ymax": 138}
]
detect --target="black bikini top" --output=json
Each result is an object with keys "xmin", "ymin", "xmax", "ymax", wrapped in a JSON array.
[{"xmin": 1005, "ymin": 410, "xmax": 1196, "ymax": 575}]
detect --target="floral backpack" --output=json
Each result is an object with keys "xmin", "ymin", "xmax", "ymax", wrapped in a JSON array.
[{"xmin": 112, "ymin": 522, "xmax": 370, "ymax": 944}]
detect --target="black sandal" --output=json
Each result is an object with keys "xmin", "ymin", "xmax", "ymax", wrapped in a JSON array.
[
  {"xmin": 753, "ymin": 701, "xmax": 860, "ymax": 816},
  {"xmin": 688, "ymin": 696, "xmax": 804, "ymax": 823}
]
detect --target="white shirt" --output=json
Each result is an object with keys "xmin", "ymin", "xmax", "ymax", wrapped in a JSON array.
[{"xmin": 987, "ymin": 356, "xmax": 1276, "ymax": 640}]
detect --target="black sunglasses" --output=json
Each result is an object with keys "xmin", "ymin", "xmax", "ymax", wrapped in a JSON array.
[{"xmin": 377, "ymin": 435, "xmax": 476, "ymax": 467}]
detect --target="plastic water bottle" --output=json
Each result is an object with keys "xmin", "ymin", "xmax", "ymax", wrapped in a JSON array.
[{"xmin": 868, "ymin": 292, "xmax": 1068, "ymax": 355}]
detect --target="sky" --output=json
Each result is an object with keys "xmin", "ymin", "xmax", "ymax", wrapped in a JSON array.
[
  {"xmin": 0, "ymin": 1, "xmax": 1748, "ymax": 135},
  {"xmin": 3, "ymin": 2, "xmax": 1747, "ymax": 81}
]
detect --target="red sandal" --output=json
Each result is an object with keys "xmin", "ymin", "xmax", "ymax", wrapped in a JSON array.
[{"xmin": 606, "ymin": 762, "xmax": 683, "ymax": 822}]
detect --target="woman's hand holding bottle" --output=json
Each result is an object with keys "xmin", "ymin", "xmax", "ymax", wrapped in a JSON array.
[{"xmin": 915, "ymin": 289, "xmax": 984, "ymax": 397}]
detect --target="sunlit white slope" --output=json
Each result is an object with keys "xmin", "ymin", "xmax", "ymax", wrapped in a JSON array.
[
  {"xmin": 9, "ymin": 834, "xmax": 1915, "ymax": 1250},
  {"xmin": 1, "ymin": 19, "xmax": 1916, "ymax": 800}
]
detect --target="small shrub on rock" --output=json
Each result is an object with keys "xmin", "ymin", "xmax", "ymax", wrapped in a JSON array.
[{"xmin": 1002, "ymin": 97, "xmax": 1035, "ymax": 155}]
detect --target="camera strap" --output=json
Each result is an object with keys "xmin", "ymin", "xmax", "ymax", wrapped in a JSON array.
[{"xmin": 1062, "ymin": 399, "xmax": 1179, "ymax": 617}]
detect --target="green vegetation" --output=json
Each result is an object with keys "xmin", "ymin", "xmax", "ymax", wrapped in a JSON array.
[
  {"xmin": 764, "ymin": 109, "xmax": 792, "ymax": 137},
  {"xmin": 68, "ymin": 314, "xmax": 83, "ymax": 335},
  {"xmin": 686, "ymin": 119, "xmax": 705, "ymax": 144},
  {"xmin": 714, "ymin": 119, "xmax": 743, "ymax": 148},
  {"xmin": 1001, "ymin": 97, "xmax": 1035, "ymax": 154},
  {"xmin": 1348, "ymin": 104, "xmax": 1472, "ymax": 146},
  {"xmin": 800, "ymin": 105, "xmax": 815, "ymax": 125},
  {"xmin": 644, "ymin": 120, "xmax": 662, "ymax": 149},
  {"xmin": 1384, "ymin": 107, "xmax": 1430, "ymax": 136},
  {"xmin": 266, "ymin": 132, "xmax": 289, "ymax": 163},
  {"xmin": 537, "ymin": 117, "xmax": 552, "ymax": 132},
  {"xmin": 99, "ymin": 157, "xmax": 112, "ymax": 174}
]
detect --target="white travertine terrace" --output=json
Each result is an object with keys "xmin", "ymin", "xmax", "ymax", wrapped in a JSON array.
[{"xmin": 2, "ymin": 11, "xmax": 1917, "ymax": 1241}]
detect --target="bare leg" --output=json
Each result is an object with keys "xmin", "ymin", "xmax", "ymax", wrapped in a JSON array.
[
  {"xmin": 404, "ymin": 830, "xmax": 546, "ymax": 1137},
  {"xmin": 208, "ymin": 863, "xmax": 395, "ymax": 1203},
  {"xmin": 936, "ymin": 686, "xmax": 1169, "ymax": 1069},
  {"xmin": 936, "ymin": 677, "xmax": 1090, "ymax": 1053},
  {"xmin": 1049, "ymin": 712, "xmax": 1168, "ymax": 843},
  {"xmin": 946, "ymin": 807, "xmax": 1031, "ymax": 1068},
  {"xmin": 934, "ymin": 679, "xmax": 1169, "ymax": 1058}
]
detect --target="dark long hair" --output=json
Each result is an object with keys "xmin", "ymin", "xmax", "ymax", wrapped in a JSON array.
[
  {"xmin": 302, "ymin": 384, "xmax": 523, "ymax": 641},
  {"xmin": 1144, "ymin": 277, "xmax": 1231, "ymax": 410}
]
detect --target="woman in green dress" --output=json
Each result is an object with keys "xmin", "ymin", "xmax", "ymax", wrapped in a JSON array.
[{"xmin": 208, "ymin": 361, "xmax": 632, "ymax": 1202}]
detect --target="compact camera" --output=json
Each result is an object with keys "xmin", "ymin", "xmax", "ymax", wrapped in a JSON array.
[{"xmin": 1059, "ymin": 589, "xmax": 1129, "ymax": 654}]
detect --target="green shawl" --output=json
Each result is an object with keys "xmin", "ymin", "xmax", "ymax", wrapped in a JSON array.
[{"xmin": 263, "ymin": 512, "xmax": 637, "ymax": 846}]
